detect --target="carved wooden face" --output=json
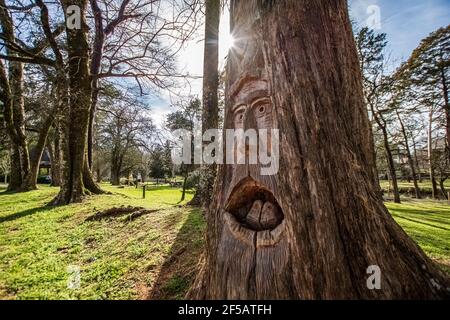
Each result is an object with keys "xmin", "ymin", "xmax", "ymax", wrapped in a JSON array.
[
  {"xmin": 224, "ymin": 78, "xmax": 283, "ymax": 234},
  {"xmin": 214, "ymin": 76, "xmax": 290, "ymax": 299},
  {"xmin": 210, "ymin": 1, "xmax": 294, "ymax": 299}
]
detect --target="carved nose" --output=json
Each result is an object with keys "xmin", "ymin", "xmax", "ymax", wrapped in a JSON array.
[
  {"xmin": 244, "ymin": 108, "xmax": 257, "ymax": 132},
  {"xmin": 242, "ymin": 111, "xmax": 258, "ymax": 163}
]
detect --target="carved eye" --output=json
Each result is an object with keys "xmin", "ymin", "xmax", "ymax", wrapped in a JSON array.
[
  {"xmin": 253, "ymin": 101, "xmax": 270, "ymax": 118},
  {"xmin": 258, "ymin": 105, "xmax": 265, "ymax": 115},
  {"xmin": 233, "ymin": 105, "xmax": 246, "ymax": 127}
]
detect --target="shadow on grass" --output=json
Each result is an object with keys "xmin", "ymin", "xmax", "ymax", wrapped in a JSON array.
[
  {"xmin": 390, "ymin": 207, "xmax": 450, "ymax": 228},
  {"xmin": 0, "ymin": 205, "xmax": 53, "ymax": 223},
  {"xmin": 148, "ymin": 207, "xmax": 205, "ymax": 300}
]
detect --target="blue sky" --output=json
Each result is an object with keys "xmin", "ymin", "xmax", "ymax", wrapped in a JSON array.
[
  {"xmin": 151, "ymin": 0, "xmax": 450, "ymax": 126},
  {"xmin": 350, "ymin": 0, "xmax": 450, "ymax": 61}
]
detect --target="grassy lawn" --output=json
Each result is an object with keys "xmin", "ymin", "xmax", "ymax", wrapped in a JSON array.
[
  {"xmin": 0, "ymin": 183, "xmax": 204, "ymax": 300},
  {"xmin": 380, "ymin": 180, "xmax": 450, "ymax": 194},
  {"xmin": 386, "ymin": 199, "xmax": 450, "ymax": 273},
  {"xmin": 0, "ymin": 183, "xmax": 449, "ymax": 299}
]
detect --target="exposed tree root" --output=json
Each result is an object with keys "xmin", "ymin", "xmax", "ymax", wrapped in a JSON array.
[{"xmin": 85, "ymin": 206, "xmax": 159, "ymax": 222}]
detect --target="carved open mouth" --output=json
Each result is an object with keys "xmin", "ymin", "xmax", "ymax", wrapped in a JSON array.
[{"xmin": 225, "ymin": 178, "xmax": 283, "ymax": 231}]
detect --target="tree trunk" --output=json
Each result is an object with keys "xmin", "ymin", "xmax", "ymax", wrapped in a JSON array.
[
  {"xmin": 377, "ymin": 117, "xmax": 400, "ymax": 203},
  {"xmin": 95, "ymin": 161, "xmax": 102, "ymax": 183},
  {"xmin": 428, "ymin": 107, "xmax": 438, "ymax": 199},
  {"xmin": 48, "ymin": 131, "xmax": 61, "ymax": 187},
  {"xmin": 21, "ymin": 113, "xmax": 54, "ymax": 190},
  {"xmin": 110, "ymin": 170, "xmax": 120, "ymax": 185},
  {"xmin": 411, "ymin": 137, "xmax": 422, "ymax": 182},
  {"xmin": 441, "ymin": 68, "xmax": 450, "ymax": 164},
  {"xmin": 181, "ymin": 169, "xmax": 188, "ymax": 202},
  {"xmin": 110, "ymin": 159, "xmax": 120, "ymax": 185},
  {"xmin": 190, "ymin": 0, "xmax": 220, "ymax": 207},
  {"xmin": 110, "ymin": 152, "xmax": 121, "ymax": 185},
  {"xmin": 52, "ymin": 0, "xmax": 91, "ymax": 205},
  {"xmin": 0, "ymin": 3, "xmax": 31, "ymax": 192},
  {"xmin": 188, "ymin": 0, "xmax": 450, "ymax": 299},
  {"xmin": 396, "ymin": 111, "xmax": 420, "ymax": 199},
  {"xmin": 439, "ymin": 177, "xmax": 447, "ymax": 199},
  {"xmin": 83, "ymin": 157, "xmax": 105, "ymax": 194},
  {"xmin": 8, "ymin": 145, "xmax": 22, "ymax": 191}
]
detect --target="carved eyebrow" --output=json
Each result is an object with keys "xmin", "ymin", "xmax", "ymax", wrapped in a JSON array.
[
  {"xmin": 232, "ymin": 104, "xmax": 247, "ymax": 113},
  {"xmin": 250, "ymin": 97, "xmax": 270, "ymax": 108}
]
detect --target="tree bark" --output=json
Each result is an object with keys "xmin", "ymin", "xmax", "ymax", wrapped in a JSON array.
[
  {"xmin": 188, "ymin": 0, "xmax": 450, "ymax": 299},
  {"xmin": 52, "ymin": 0, "xmax": 92, "ymax": 204},
  {"xmin": 8, "ymin": 145, "xmax": 22, "ymax": 191},
  {"xmin": 0, "ymin": 2, "xmax": 31, "ymax": 192}
]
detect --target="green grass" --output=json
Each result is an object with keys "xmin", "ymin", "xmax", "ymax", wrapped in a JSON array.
[
  {"xmin": 0, "ymin": 183, "xmax": 204, "ymax": 300},
  {"xmin": 386, "ymin": 199, "xmax": 450, "ymax": 273},
  {"xmin": 0, "ymin": 183, "xmax": 449, "ymax": 299}
]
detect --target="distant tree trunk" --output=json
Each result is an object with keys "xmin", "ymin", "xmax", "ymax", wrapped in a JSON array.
[
  {"xmin": 22, "ymin": 113, "xmax": 54, "ymax": 190},
  {"xmin": 0, "ymin": 4, "xmax": 31, "ymax": 192},
  {"xmin": 181, "ymin": 167, "xmax": 188, "ymax": 202},
  {"xmin": 411, "ymin": 136, "xmax": 422, "ymax": 182},
  {"xmin": 189, "ymin": 0, "xmax": 220, "ymax": 207},
  {"xmin": 48, "ymin": 131, "xmax": 61, "ymax": 187},
  {"xmin": 87, "ymin": 0, "xmax": 132, "ymax": 169},
  {"xmin": 441, "ymin": 68, "xmax": 450, "ymax": 163},
  {"xmin": 10, "ymin": 62, "xmax": 30, "ymax": 191},
  {"xmin": 189, "ymin": 0, "xmax": 450, "ymax": 299},
  {"xmin": 439, "ymin": 176, "xmax": 447, "ymax": 199},
  {"xmin": 110, "ymin": 150, "xmax": 123, "ymax": 185},
  {"xmin": 427, "ymin": 106, "xmax": 438, "ymax": 199},
  {"xmin": 110, "ymin": 166, "xmax": 121, "ymax": 185},
  {"xmin": 95, "ymin": 162, "xmax": 102, "ymax": 183},
  {"xmin": 8, "ymin": 146, "xmax": 22, "ymax": 191},
  {"xmin": 396, "ymin": 111, "xmax": 420, "ymax": 198},
  {"xmin": 87, "ymin": 0, "xmax": 103, "ymax": 169},
  {"xmin": 373, "ymin": 111, "xmax": 400, "ymax": 203}
]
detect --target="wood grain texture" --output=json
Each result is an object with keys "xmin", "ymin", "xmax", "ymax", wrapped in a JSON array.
[{"xmin": 187, "ymin": 0, "xmax": 450, "ymax": 299}]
